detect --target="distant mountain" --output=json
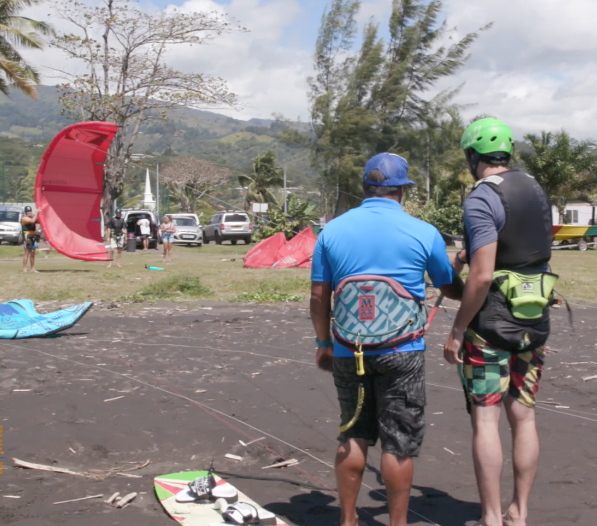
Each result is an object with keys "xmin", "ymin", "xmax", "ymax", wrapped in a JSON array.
[{"xmin": 0, "ymin": 86, "xmax": 316, "ymax": 192}]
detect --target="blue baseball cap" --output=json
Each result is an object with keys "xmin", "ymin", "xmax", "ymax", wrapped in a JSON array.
[{"xmin": 363, "ymin": 153, "xmax": 415, "ymax": 186}]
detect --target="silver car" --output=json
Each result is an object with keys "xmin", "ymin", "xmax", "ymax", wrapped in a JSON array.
[
  {"xmin": 203, "ymin": 211, "xmax": 252, "ymax": 245},
  {"xmin": 0, "ymin": 206, "xmax": 24, "ymax": 245},
  {"xmin": 171, "ymin": 214, "xmax": 203, "ymax": 246}
]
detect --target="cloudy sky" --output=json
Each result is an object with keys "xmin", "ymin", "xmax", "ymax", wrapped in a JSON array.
[{"xmin": 27, "ymin": 0, "xmax": 597, "ymax": 139}]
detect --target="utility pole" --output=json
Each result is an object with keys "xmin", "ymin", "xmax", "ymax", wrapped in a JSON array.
[
  {"xmin": 426, "ymin": 134, "xmax": 431, "ymax": 205},
  {"xmin": 2, "ymin": 162, "xmax": 5, "ymax": 204},
  {"xmin": 156, "ymin": 163, "xmax": 160, "ymax": 219},
  {"xmin": 283, "ymin": 161, "xmax": 287, "ymax": 214}
]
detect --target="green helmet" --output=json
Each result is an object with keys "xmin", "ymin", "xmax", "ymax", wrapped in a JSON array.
[{"xmin": 461, "ymin": 118, "xmax": 513, "ymax": 155}]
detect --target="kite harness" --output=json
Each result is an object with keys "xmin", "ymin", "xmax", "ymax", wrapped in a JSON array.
[
  {"xmin": 22, "ymin": 219, "xmax": 39, "ymax": 248},
  {"xmin": 464, "ymin": 172, "xmax": 564, "ymax": 352},
  {"xmin": 331, "ymin": 275, "xmax": 444, "ymax": 433}
]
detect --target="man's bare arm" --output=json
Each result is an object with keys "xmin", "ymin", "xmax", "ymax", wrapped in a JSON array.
[
  {"xmin": 310, "ymin": 281, "xmax": 332, "ymax": 342},
  {"xmin": 452, "ymin": 242, "xmax": 496, "ymax": 333},
  {"xmin": 439, "ymin": 274, "xmax": 465, "ymax": 300},
  {"xmin": 310, "ymin": 281, "xmax": 334, "ymax": 372},
  {"xmin": 444, "ymin": 242, "xmax": 497, "ymax": 364}
]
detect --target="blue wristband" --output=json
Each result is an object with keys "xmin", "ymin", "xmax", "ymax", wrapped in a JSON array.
[{"xmin": 315, "ymin": 337, "xmax": 332, "ymax": 348}]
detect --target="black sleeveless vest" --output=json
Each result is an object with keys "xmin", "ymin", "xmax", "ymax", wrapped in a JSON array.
[
  {"xmin": 22, "ymin": 219, "xmax": 36, "ymax": 234},
  {"xmin": 464, "ymin": 171, "xmax": 553, "ymax": 352},
  {"xmin": 464, "ymin": 171, "xmax": 552, "ymax": 269}
]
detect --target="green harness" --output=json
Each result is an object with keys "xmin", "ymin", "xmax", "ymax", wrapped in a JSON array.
[{"xmin": 493, "ymin": 270, "xmax": 559, "ymax": 320}]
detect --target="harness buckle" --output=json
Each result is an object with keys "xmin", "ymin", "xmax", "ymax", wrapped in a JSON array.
[{"xmin": 354, "ymin": 335, "xmax": 365, "ymax": 377}]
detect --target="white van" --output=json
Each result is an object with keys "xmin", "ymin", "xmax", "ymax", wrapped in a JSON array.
[{"xmin": 0, "ymin": 205, "xmax": 25, "ymax": 245}]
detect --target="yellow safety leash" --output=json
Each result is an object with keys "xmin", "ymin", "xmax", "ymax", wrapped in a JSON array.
[{"xmin": 338, "ymin": 336, "xmax": 366, "ymax": 433}]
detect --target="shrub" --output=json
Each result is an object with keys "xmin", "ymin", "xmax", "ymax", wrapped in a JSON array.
[{"xmin": 140, "ymin": 275, "xmax": 212, "ymax": 298}]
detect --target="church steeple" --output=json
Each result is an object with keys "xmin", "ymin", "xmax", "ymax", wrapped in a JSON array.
[{"xmin": 143, "ymin": 168, "xmax": 156, "ymax": 210}]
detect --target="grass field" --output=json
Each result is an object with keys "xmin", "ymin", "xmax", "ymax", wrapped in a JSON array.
[
  {"xmin": 0, "ymin": 243, "xmax": 309, "ymax": 304},
  {"xmin": 1, "ymin": 242, "xmax": 596, "ymax": 304}
]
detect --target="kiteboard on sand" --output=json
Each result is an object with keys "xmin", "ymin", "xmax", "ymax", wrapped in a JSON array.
[{"xmin": 155, "ymin": 470, "xmax": 290, "ymax": 526}]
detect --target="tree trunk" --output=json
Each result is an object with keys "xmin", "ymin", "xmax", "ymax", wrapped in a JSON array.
[{"xmin": 102, "ymin": 154, "xmax": 126, "ymax": 225}]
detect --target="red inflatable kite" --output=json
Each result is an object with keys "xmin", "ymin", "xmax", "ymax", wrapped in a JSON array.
[
  {"xmin": 35, "ymin": 122, "xmax": 118, "ymax": 261},
  {"xmin": 243, "ymin": 227, "xmax": 317, "ymax": 269}
]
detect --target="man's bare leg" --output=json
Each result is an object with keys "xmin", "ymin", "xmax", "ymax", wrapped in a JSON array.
[
  {"xmin": 471, "ymin": 404, "xmax": 503, "ymax": 526},
  {"xmin": 23, "ymin": 249, "xmax": 29, "ymax": 272},
  {"xmin": 29, "ymin": 250, "xmax": 39, "ymax": 273},
  {"xmin": 116, "ymin": 248, "xmax": 123, "ymax": 267},
  {"xmin": 335, "ymin": 438, "xmax": 368, "ymax": 526},
  {"xmin": 502, "ymin": 397, "xmax": 539, "ymax": 526},
  {"xmin": 381, "ymin": 453, "xmax": 413, "ymax": 526}
]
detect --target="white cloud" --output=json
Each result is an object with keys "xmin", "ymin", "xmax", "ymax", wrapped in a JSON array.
[
  {"xmin": 166, "ymin": 0, "xmax": 311, "ymax": 120},
  {"xmin": 440, "ymin": 0, "xmax": 597, "ymax": 138},
  {"xmin": 20, "ymin": 0, "xmax": 311, "ymax": 122},
  {"xmin": 16, "ymin": 0, "xmax": 597, "ymax": 137},
  {"xmin": 355, "ymin": 0, "xmax": 392, "ymax": 25}
]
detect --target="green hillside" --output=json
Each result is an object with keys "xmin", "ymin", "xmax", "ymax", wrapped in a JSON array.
[{"xmin": 0, "ymin": 86, "xmax": 316, "ymax": 206}]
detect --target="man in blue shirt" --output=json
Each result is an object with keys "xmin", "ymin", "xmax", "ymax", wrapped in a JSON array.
[{"xmin": 311, "ymin": 153, "xmax": 463, "ymax": 526}]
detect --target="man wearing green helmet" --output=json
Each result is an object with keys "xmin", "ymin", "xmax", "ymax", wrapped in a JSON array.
[{"xmin": 443, "ymin": 118, "xmax": 553, "ymax": 526}]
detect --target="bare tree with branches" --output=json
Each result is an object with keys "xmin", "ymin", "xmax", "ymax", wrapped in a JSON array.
[
  {"xmin": 161, "ymin": 157, "xmax": 231, "ymax": 212},
  {"xmin": 51, "ymin": 0, "xmax": 245, "ymax": 223}
]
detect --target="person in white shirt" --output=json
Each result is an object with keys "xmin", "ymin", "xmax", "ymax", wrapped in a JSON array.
[{"xmin": 137, "ymin": 215, "xmax": 151, "ymax": 251}]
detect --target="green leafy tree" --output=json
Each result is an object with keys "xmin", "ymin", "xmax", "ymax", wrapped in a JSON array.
[
  {"xmin": 0, "ymin": 0, "xmax": 52, "ymax": 98},
  {"xmin": 0, "ymin": 136, "xmax": 42, "ymax": 202},
  {"xmin": 238, "ymin": 151, "xmax": 283, "ymax": 207},
  {"xmin": 52, "ymin": 0, "xmax": 243, "ymax": 224},
  {"xmin": 423, "ymin": 108, "xmax": 473, "ymax": 206},
  {"xmin": 418, "ymin": 202, "xmax": 464, "ymax": 235},
  {"xmin": 520, "ymin": 131, "xmax": 597, "ymax": 212},
  {"xmin": 253, "ymin": 193, "xmax": 318, "ymax": 241},
  {"xmin": 306, "ymin": 0, "xmax": 488, "ymax": 216}
]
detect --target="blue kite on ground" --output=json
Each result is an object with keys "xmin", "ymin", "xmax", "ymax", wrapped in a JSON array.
[{"xmin": 0, "ymin": 300, "xmax": 92, "ymax": 339}]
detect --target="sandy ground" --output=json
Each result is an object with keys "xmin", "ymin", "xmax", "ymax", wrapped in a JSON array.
[{"xmin": 1, "ymin": 299, "xmax": 596, "ymax": 526}]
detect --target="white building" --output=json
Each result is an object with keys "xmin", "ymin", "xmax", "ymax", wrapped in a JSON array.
[{"xmin": 552, "ymin": 200, "xmax": 597, "ymax": 225}]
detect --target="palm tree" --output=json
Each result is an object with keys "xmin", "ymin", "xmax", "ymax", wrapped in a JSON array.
[
  {"xmin": 0, "ymin": 0, "xmax": 52, "ymax": 98},
  {"xmin": 238, "ymin": 151, "xmax": 284, "ymax": 207},
  {"xmin": 520, "ymin": 131, "xmax": 597, "ymax": 212}
]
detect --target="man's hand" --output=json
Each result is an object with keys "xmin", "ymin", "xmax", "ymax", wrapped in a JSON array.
[
  {"xmin": 444, "ymin": 328, "xmax": 464, "ymax": 365},
  {"xmin": 316, "ymin": 346, "xmax": 334, "ymax": 373}
]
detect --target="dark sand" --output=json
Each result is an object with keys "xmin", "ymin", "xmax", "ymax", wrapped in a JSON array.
[{"xmin": 1, "ymin": 300, "xmax": 596, "ymax": 525}]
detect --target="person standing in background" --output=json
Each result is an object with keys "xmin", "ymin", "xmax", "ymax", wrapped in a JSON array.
[
  {"xmin": 137, "ymin": 214, "xmax": 151, "ymax": 251},
  {"xmin": 160, "ymin": 214, "xmax": 176, "ymax": 263},
  {"xmin": 107, "ymin": 209, "xmax": 127, "ymax": 268},
  {"xmin": 21, "ymin": 206, "xmax": 39, "ymax": 273}
]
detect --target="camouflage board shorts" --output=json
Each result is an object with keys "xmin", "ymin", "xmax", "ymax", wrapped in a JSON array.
[
  {"xmin": 24, "ymin": 234, "xmax": 38, "ymax": 250},
  {"xmin": 110, "ymin": 235, "xmax": 125, "ymax": 250},
  {"xmin": 459, "ymin": 329, "xmax": 545, "ymax": 411},
  {"xmin": 333, "ymin": 351, "xmax": 426, "ymax": 457}
]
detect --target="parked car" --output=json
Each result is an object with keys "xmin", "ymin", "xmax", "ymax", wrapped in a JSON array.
[
  {"xmin": 0, "ymin": 205, "xmax": 24, "ymax": 245},
  {"xmin": 170, "ymin": 214, "xmax": 203, "ymax": 246},
  {"xmin": 203, "ymin": 211, "xmax": 252, "ymax": 245},
  {"xmin": 121, "ymin": 209, "xmax": 160, "ymax": 249}
]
